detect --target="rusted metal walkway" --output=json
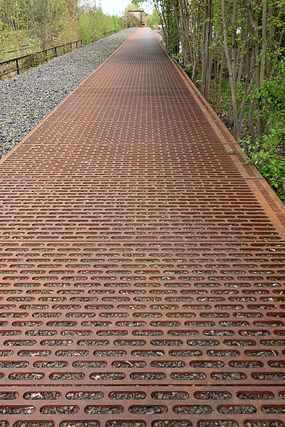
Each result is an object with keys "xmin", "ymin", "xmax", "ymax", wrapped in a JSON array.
[{"xmin": 0, "ymin": 28, "xmax": 285, "ymax": 427}]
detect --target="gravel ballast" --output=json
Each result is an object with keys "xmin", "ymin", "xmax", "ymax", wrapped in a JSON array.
[{"xmin": 0, "ymin": 29, "xmax": 135, "ymax": 159}]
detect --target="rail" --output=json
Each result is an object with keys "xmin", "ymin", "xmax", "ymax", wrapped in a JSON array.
[
  {"xmin": 0, "ymin": 43, "xmax": 30, "ymax": 55},
  {"xmin": 0, "ymin": 30, "xmax": 119, "ymax": 79}
]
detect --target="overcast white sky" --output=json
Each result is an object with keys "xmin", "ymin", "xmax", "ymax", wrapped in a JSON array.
[{"xmin": 100, "ymin": 0, "xmax": 153, "ymax": 16}]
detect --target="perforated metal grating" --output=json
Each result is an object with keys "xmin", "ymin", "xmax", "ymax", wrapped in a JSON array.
[{"xmin": 0, "ymin": 28, "xmax": 284, "ymax": 427}]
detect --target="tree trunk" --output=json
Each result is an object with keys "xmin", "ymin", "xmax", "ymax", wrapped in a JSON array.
[
  {"xmin": 221, "ymin": 0, "xmax": 239, "ymax": 139},
  {"xmin": 260, "ymin": 0, "xmax": 267, "ymax": 82},
  {"xmin": 217, "ymin": 57, "xmax": 224, "ymax": 109},
  {"xmin": 191, "ymin": 4, "xmax": 199, "ymax": 81},
  {"xmin": 200, "ymin": 0, "xmax": 213, "ymax": 101},
  {"xmin": 231, "ymin": 0, "xmax": 237, "ymax": 82}
]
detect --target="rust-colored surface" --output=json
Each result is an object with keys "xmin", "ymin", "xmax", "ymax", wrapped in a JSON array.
[{"xmin": 0, "ymin": 28, "xmax": 285, "ymax": 427}]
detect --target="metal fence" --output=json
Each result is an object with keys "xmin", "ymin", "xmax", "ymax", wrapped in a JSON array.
[
  {"xmin": 0, "ymin": 40, "xmax": 82, "ymax": 79},
  {"xmin": 0, "ymin": 30, "xmax": 119, "ymax": 79}
]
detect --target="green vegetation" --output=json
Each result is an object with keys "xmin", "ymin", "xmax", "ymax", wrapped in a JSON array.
[
  {"xmin": 147, "ymin": 8, "xmax": 160, "ymax": 28},
  {"xmin": 243, "ymin": 59, "xmax": 285, "ymax": 197},
  {"xmin": 79, "ymin": 3, "xmax": 121, "ymax": 44},
  {"xmin": 0, "ymin": 0, "xmax": 122, "ymax": 61},
  {"xmin": 154, "ymin": 0, "xmax": 285, "ymax": 200}
]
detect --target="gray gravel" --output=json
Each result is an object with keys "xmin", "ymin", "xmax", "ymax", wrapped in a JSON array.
[{"xmin": 0, "ymin": 29, "xmax": 135, "ymax": 159}]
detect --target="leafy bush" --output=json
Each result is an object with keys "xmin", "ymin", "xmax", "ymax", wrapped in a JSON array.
[
  {"xmin": 243, "ymin": 60, "xmax": 285, "ymax": 200},
  {"xmin": 79, "ymin": 12, "xmax": 92, "ymax": 44},
  {"xmin": 243, "ymin": 135, "xmax": 285, "ymax": 200}
]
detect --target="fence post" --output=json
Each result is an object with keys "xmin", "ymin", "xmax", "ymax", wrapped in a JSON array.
[
  {"xmin": 1, "ymin": 38, "xmax": 88, "ymax": 79},
  {"xmin": 16, "ymin": 58, "xmax": 20, "ymax": 75}
]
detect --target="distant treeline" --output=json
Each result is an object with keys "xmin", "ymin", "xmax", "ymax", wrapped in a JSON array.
[{"xmin": 0, "ymin": 0, "xmax": 122, "ymax": 58}]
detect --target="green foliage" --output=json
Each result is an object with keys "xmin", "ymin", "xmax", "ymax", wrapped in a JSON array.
[
  {"xmin": 79, "ymin": 12, "xmax": 92, "ymax": 44},
  {"xmin": 79, "ymin": 6, "xmax": 122, "ymax": 44},
  {"xmin": 243, "ymin": 135, "xmax": 285, "ymax": 201},
  {"xmin": 111, "ymin": 15, "xmax": 122, "ymax": 31},
  {"xmin": 147, "ymin": 7, "xmax": 159, "ymax": 28},
  {"xmin": 0, "ymin": 0, "xmax": 123, "ymax": 60},
  {"xmin": 0, "ymin": 0, "xmax": 78, "ymax": 55},
  {"xmin": 243, "ymin": 60, "xmax": 285, "ymax": 200},
  {"xmin": 155, "ymin": 0, "xmax": 284, "ymax": 201},
  {"xmin": 252, "ymin": 60, "xmax": 285, "ymax": 124},
  {"xmin": 153, "ymin": 0, "xmax": 179, "ymax": 53}
]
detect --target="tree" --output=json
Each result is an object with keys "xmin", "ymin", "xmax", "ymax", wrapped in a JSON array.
[
  {"xmin": 221, "ymin": 0, "xmax": 239, "ymax": 138},
  {"xmin": 0, "ymin": 0, "xmax": 122, "ymax": 59},
  {"xmin": 151, "ymin": 0, "xmax": 285, "ymax": 199},
  {"xmin": 147, "ymin": 7, "xmax": 159, "ymax": 28},
  {"xmin": 19, "ymin": 0, "xmax": 68, "ymax": 50},
  {"xmin": 200, "ymin": 0, "xmax": 213, "ymax": 101}
]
